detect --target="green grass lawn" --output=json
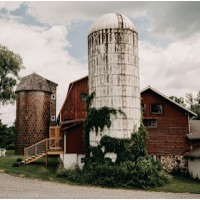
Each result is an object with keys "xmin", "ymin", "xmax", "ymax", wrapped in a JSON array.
[
  {"xmin": 0, "ymin": 150, "xmax": 70, "ymax": 183},
  {"xmin": 0, "ymin": 150, "xmax": 200, "ymax": 193},
  {"xmin": 152, "ymin": 175, "xmax": 200, "ymax": 194}
]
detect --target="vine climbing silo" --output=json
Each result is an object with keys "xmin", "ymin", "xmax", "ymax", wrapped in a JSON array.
[
  {"xmin": 15, "ymin": 73, "xmax": 58, "ymax": 155},
  {"xmin": 88, "ymin": 13, "xmax": 141, "ymax": 145}
]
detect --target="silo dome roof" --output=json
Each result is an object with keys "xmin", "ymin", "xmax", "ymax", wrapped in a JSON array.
[
  {"xmin": 88, "ymin": 13, "xmax": 135, "ymax": 34},
  {"xmin": 15, "ymin": 72, "xmax": 57, "ymax": 93}
]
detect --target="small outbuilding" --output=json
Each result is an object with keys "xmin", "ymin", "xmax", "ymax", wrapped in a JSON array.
[
  {"xmin": 187, "ymin": 120, "xmax": 200, "ymax": 149},
  {"xmin": 185, "ymin": 120, "xmax": 200, "ymax": 179},
  {"xmin": 185, "ymin": 147, "xmax": 200, "ymax": 180}
]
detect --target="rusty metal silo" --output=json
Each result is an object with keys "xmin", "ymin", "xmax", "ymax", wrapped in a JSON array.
[
  {"xmin": 88, "ymin": 13, "xmax": 141, "ymax": 146},
  {"xmin": 15, "ymin": 73, "xmax": 57, "ymax": 155}
]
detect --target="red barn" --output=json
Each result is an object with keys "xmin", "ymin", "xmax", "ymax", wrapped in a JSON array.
[
  {"xmin": 141, "ymin": 86, "xmax": 196, "ymax": 155},
  {"xmin": 59, "ymin": 77, "xmax": 198, "ymax": 170},
  {"xmin": 59, "ymin": 76, "xmax": 88, "ymax": 168},
  {"xmin": 59, "ymin": 76, "xmax": 88, "ymax": 122},
  {"xmin": 141, "ymin": 86, "xmax": 197, "ymax": 171}
]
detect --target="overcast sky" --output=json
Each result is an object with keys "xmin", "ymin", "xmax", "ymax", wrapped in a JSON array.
[{"xmin": 1, "ymin": 1, "xmax": 200, "ymax": 126}]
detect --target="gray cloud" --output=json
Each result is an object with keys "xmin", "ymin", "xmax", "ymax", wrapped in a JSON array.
[
  {"xmin": 148, "ymin": 2, "xmax": 200, "ymax": 39},
  {"xmin": 25, "ymin": 1, "xmax": 200, "ymax": 40},
  {"xmin": 2, "ymin": 2, "xmax": 200, "ymax": 40},
  {"xmin": 0, "ymin": 18, "xmax": 87, "ymax": 125},
  {"xmin": 0, "ymin": 1, "xmax": 21, "ymax": 11},
  {"xmin": 1, "ymin": 1, "xmax": 200, "ymax": 125},
  {"xmin": 139, "ymin": 32, "xmax": 200, "ymax": 98}
]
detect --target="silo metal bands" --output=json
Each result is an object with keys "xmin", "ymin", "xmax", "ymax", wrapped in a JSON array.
[{"xmin": 88, "ymin": 13, "xmax": 141, "ymax": 145}]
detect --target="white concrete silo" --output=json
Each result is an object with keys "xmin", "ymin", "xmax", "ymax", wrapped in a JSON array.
[{"xmin": 88, "ymin": 13, "xmax": 140, "ymax": 146}]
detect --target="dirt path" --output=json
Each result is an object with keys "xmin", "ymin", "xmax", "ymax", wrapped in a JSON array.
[{"xmin": 0, "ymin": 173, "xmax": 199, "ymax": 199}]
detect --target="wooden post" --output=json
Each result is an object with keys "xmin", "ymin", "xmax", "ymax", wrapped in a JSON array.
[
  {"xmin": 45, "ymin": 139, "xmax": 48, "ymax": 166},
  {"xmin": 24, "ymin": 148, "xmax": 26, "ymax": 165},
  {"xmin": 46, "ymin": 154, "xmax": 48, "ymax": 167}
]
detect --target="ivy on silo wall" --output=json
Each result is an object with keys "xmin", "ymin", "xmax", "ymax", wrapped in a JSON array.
[
  {"xmin": 63, "ymin": 93, "xmax": 171, "ymax": 189},
  {"xmin": 83, "ymin": 92, "xmax": 126, "ymax": 158}
]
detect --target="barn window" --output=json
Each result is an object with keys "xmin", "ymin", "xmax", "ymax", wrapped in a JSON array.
[
  {"xmin": 51, "ymin": 94, "xmax": 56, "ymax": 100},
  {"xmin": 51, "ymin": 115, "xmax": 56, "ymax": 122},
  {"xmin": 150, "ymin": 104, "xmax": 163, "ymax": 114},
  {"xmin": 80, "ymin": 93, "xmax": 87, "ymax": 101},
  {"xmin": 143, "ymin": 119, "xmax": 157, "ymax": 128}
]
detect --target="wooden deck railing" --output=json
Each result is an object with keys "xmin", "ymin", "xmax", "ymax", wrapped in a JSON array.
[{"xmin": 24, "ymin": 137, "xmax": 63, "ymax": 165}]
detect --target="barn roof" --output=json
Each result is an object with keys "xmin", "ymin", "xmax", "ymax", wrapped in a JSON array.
[
  {"xmin": 16, "ymin": 72, "xmax": 58, "ymax": 93},
  {"xmin": 185, "ymin": 147, "xmax": 200, "ymax": 158},
  {"xmin": 187, "ymin": 134, "xmax": 200, "ymax": 140},
  {"xmin": 61, "ymin": 119, "xmax": 85, "ymax": 133},
  {"xmin": 141, "ymin": 85, "xmax": 197, "ymax": 117},
  {"xmin": 59, "ymin": 76, "xmax": 88, "ymax": 116}
]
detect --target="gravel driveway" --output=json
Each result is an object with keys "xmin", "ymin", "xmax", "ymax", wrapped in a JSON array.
[{"xmin": 0, "ymin": 173, "xmax": 200, "ymax": 199}]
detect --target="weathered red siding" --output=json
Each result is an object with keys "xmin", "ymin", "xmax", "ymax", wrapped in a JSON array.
[
  {"xmin": 60, "ymin": 76, "xmax": 88, "ymax": 122},
  {"xmin": 60, "ymin": 78, "xmax": 197, "ymax": 156},
  {"xmin": 141, "ymin": 89, "xmax": 190, "ymax": 155},
  {"xmin": 65, "ymin": 124, "xmax": 85, "ymax": 154},
  {"xmin": 60, "ymin": 77, "xmax": 88, "ymax": 154}
]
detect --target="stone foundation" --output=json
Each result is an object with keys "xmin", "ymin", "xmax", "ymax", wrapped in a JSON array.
[{"xmin": 154, "ymin": 155, "xmax": 188, "ymax": 173}]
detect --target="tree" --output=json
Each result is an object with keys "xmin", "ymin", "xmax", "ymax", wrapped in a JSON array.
[
  {"xmin": 185, "ymin": 92, "xmax": 200, "ymax": 120},
  {"xmin": 0, "ymin": 120, "xmax": 16, "ymax": 149},
  {"xmin": 0, "ymin": 44, "xmax": 23, "ymax": 105},
  {"xmin": 185, "ymin": 93, "xmax": 194, "ymax": 107},
  {"xmin": 169, "ymin": 96, "xmax": 185, "ymax": 106},
  {"xmin": 170, "ymin": 92, "xmax": 200, "ymax": 119}
]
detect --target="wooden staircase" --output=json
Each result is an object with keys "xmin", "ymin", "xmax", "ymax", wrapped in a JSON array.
[{"xmin": 23, "ymin": 137, "xmax": 63, "ymax": 166}]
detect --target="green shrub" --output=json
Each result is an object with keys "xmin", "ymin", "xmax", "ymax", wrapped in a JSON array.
[
  {"xmin": 171, "ymin": 167, "xmax": 190, "ymax": 177},
  {"xmin": 12, "ymin": 162, "xmax": 20, "ymax": 167},
  {"xmin": 62, "ymin": 130, "xmax": 170, "ymax": 189},
  {"xmin": 56, "ymin": 166, "xmax": 66, "ymax": 176},
  {"xmin": 65, "ymin": 93, "xmax": 172, "ymax": 189},
  {"xmin": 82, "ymin": 157, "xmax": 170, "ymax": 189},
  {"xmin": 16, "ymin": 158, "xmax": 22, "ymax": 162},
  {"xmin": 121, "ymin": 158, "xmax": 167, "ymax": 188},
  {"xmin": 63, "ymin": 157, "xmax": 170, "ymax": 189},
  {"xmin": 56, "ymin": 158, "xmax": 66, "ymax": 176},
  {"xmin": 65, "ymin": 167, "xmax": 84, "ymax": 183},
  {"xmin": 81, "ymin": 123, "xmax": 171, "ymax": 188},
  {"xmin": 0, "ymin": 120, "xmax": 16, "ymax": 150},
  {"xmin": 7, "ymin": 143, "xmax": 15, "ymax": 150}
]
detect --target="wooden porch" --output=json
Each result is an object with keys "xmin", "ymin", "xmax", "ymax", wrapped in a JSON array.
[{"xmin": 23, "ymin": 126, "xmax": 64, "ymax": 166}]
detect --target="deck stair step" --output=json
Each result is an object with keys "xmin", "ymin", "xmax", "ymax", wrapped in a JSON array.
[
  {"xmin": 24, "ymin": 153, "xmax": 46, "ymax": 164},
  {"xmin": 23, "ymin": 137, "xmax": 63, "ymax": 166}
]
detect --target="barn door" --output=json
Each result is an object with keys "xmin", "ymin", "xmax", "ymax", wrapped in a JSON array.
[{"xmin": 49, "ymin": 126, "xmax": 62, "ymax": 150}]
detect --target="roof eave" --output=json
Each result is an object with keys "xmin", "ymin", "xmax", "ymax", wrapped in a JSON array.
[
  {"xmin": 141, "ymin": 86, "xmax": 197, "ymax": 117},
  {"xmin": 186, "ymin": 134, "xmax": 200, "ymax": 140}
]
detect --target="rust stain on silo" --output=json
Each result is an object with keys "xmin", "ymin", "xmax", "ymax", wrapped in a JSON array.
[{"xmin": 88, "ymin": 13, "xmax": 141, "ymax": 144}]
